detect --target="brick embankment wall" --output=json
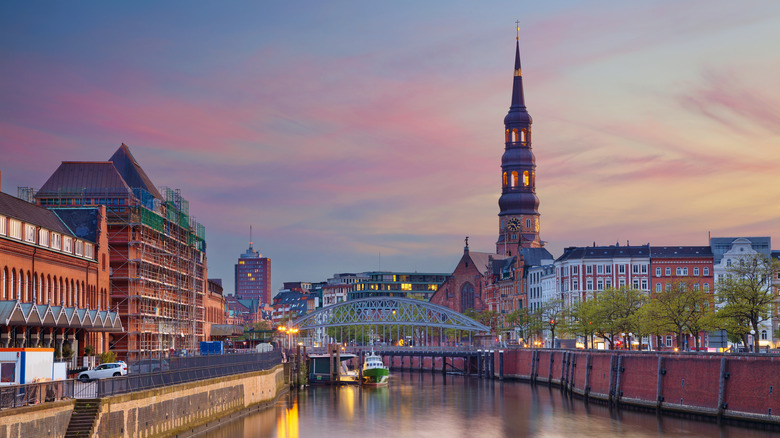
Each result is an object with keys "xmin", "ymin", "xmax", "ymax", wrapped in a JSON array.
[
  {"xmin": 92, "ymin": 364, "xmax": 285, "ymax": 438},
  {"xmin": 499, "ymin": 349, "xmax": 780, "ymax": 427}
]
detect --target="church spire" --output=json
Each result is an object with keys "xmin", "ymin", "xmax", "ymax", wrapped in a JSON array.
[
  {"xmin": 497, "ymin": 27, "xmax": 541, "ymax": 254},
  {"xmin": 510, "ymin": 39, "xmax": 526, "ymax": 109}
]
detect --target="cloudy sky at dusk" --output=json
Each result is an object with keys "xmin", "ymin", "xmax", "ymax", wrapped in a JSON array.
[{"xmin": 2, "ymin": 1, "xmax": 779, "ymax": 295}]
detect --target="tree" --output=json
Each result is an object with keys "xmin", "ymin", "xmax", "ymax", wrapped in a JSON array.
[
  {"xmin": 648, "ymin": 280, "xmax": 713, "ymax": 350},
  {"xmin": 716, "ymin": 254, "xmax": 779, "ymax": 353},
  {"xmin": 591, "ymin": 287, "xmax": 647, "ymax": 349},
  {"xmin": 565, "ymin": 299, "xmax": 600, "ymax": 349},
  {"xmin": 537, "ymin": 299, "xmax": 565, "ymax": 347}
]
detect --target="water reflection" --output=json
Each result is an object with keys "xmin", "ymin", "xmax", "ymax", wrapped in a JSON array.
[{"xmin": 200, "ymin": 372, "xmax": 776, "ymax": 438}]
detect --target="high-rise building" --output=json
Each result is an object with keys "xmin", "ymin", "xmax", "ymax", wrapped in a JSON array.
[
  {"xmin": 34, "ymin": 144, "xmax": 207, "ymax": 360},
  {"xmin": 234, "ymin": 234, "xmax": 270, "ymax": 304},
  {"xmin": 497, "ymin": 36, "xmax": 541, "ymax": 255}
]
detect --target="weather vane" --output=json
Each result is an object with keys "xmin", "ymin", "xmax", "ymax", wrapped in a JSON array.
[{"xmin": 516, "ymin": 20, "xmax": 520, "ymax": 40}]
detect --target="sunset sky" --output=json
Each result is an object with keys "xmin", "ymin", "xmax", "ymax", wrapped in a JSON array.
[{"xmin": 2, "ymin": 1, "xmax": 779, "ymax": 295}]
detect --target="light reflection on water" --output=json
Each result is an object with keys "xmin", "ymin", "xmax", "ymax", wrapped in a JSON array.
[{"xmin": 201, "ymin": 372, "xmax": 776, "ymax": 438}]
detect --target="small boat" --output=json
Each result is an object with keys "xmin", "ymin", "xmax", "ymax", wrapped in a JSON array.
[{"xmin": 362, "ymin": 350, "xmax": 390, "ymax": 386}]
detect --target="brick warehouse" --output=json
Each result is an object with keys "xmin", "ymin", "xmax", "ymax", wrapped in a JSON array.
[
  {"xmin": 33, "ymin": 144, "xmax": 207, "ymax": 360},
  {"xmin": 0, "ymin": 176, "xmax": 122, "ymax": 355}
]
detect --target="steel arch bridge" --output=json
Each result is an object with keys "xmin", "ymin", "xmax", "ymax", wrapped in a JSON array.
[{"xmin": 291, "ymin": 297, "xmax": 490, "ymax": 333}]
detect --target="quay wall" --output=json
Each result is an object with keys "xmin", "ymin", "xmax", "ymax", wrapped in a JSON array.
[
  {"xmin": 0, "ymin": 365, "xmax": 285, "ymax": 438},
  {"xmin": 499, "ymin": 349, "xmax": 780, "ymax": 427}
]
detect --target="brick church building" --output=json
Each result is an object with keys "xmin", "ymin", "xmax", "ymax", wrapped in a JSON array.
[{"xmin": 431, "ymin": 36, "xmax": 552, "ymax": 323}]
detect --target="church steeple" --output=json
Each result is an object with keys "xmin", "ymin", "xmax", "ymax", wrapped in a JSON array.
[{"xmin": 497, "ymin": 30, "xmax": 541, "ymax": 255}]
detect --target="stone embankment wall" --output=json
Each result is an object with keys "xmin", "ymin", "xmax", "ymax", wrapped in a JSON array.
[
  {"xmin": 0, "ymin": 364, "xmax": 285, "ymax": 438},
  {"xmin": 499, "ymin": 349, "xmax": 780, "ymax": 427},
  {"xmin": 93, "ymin": 365, "xmax": 285, "ymax": 437}
]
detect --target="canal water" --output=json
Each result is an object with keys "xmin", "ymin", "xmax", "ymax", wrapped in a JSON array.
[{"xmin": 200, "ymin": 371, "xmax": 775, "ymax": 438}]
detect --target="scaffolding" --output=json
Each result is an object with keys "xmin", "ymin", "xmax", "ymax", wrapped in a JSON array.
[{"xmin": 34, "ymin": 185, "xmax": 207, "ymax": 360}]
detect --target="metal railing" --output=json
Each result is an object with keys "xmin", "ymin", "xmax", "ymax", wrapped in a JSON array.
[
  {"xmin": 73, "ymin": 350, "xmax": 282, "ymax": 398},
  {"xmin": 0, "ymin": 350, "xmax": 282, "ymax": 408}
]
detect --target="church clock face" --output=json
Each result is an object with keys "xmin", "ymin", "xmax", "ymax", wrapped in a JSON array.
[{"xmin": 506, "ymin": 217, "xmax": 521, "ymax": 232}]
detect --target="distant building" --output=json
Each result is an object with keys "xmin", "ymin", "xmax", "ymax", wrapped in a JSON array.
[
  {"xmin": 556, "ymin": 244, "xmax": 651, "ymax": 307},
  {"xmin": 349, "ymin": 271, "xmax": 447, "ymax": 301},
  {"xmin": 234, "ymin": 236, "xmax": 271, "ymax": 305},
  {"xmin": 203, "ymin": 279, "xmax": 226, "ymax": 341},
  {"xmin": 271, "ymin": 290, "xmax": 310, "ymax": 325},
  {"xmin": 430, "ymin": 243, "xmax": 498, "ymax": 313},
  {"xmin": 710, "ymin": 237, "xmax": 775, "ymax": 349}
]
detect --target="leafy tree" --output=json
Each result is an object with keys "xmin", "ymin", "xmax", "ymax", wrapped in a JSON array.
[
  {"xmin": 716, "ymin": 254, "xmax": 779, "ymax": 353},
  {"xmin": 590, "ymin": 287, "xmax": 647, "ymax": 349},
  {"xmin": 537, "ymin": 299, "xmax": 565, "ymax": 347},
  {"xmin": 648, "ymin": 280, "xmax": 713, "ymax": 350},
  {"xmin": 565, "ymin": 299, "xmax": 600, "ymax": 349}
]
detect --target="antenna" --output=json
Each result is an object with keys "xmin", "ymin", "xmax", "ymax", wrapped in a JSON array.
[
  {"xmin": 515, "ymin": 20, "xmax": 520, "ymax": 41},
  {"xmin": 249, "ymin": 225, "xmax": 253, "ymax": 246}
]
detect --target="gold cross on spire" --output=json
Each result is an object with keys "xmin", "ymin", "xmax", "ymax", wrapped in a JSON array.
[{"xmin": 515, "ymin": 20, "xmax": 520, "ymax": 41}]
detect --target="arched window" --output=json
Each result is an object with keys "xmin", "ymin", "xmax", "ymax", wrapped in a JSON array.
[
  {"xmin": 511, "ymin": 128, "xmax": 519, "ymax": 143},
  {"xmin": 511, "ymin": 171, "xmax": 518, "ymax": 187},
  {"xmin": 46, "ymin": 275, "xmax": 51, "ymax": 304},
  {"xmin": 460, "ymin": 282, "xmax": 475, "ymax": 311},
  {"xmin": 520, "ymin": 129, "xmax": 527, "ymax": 143},
  {"xmin": 502, "ymin": 172, "xmax": 508, "ymax": 187},
  {"xmin": 505, "ymin": 129, "xmax": 510, "ymax": 143},
  {"xmin": 1, "ymin": 267, "xmax": 6, "ymax": 300},
  {"xmin": 523, "ymin": 171, "xmax": 529, "ymax": 186},
  {"xmin": 703, "ymin": 283, "xmax": 710, "ymax": 292},
  {"xmin": 762, "ymin": 330, "xmax": 768, "ymax": 340}
]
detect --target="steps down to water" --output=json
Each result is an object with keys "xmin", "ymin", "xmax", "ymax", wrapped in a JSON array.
[{"xmin": 64, "ymin": 398, "xmax": 101, "ymax": 438}]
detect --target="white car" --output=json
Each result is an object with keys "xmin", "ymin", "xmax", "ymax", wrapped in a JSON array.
[{"xmin": 77, "ymin": 362, "xmax": 127, "ymax": 381}]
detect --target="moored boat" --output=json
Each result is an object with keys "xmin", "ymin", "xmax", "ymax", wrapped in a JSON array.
[{"xmin": 362, "ymin": 350, "xmax": 390, "ymax": 386}]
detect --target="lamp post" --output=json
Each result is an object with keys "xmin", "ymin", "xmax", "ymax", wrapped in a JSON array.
[{"xmin": 750, "ymin": 329, "xmax": 756, "ymax": 352}]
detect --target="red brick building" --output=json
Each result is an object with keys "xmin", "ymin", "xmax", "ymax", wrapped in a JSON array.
[{"xmin": 0, "ymin": 187, "xmax": 122, "ymax": 355}]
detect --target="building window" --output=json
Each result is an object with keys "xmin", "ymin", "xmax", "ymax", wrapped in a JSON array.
[
  {"xmin": 641, "ymin": 265, "xmax": 647, "ymax": 273},
  {"xmin": 665, "ymin": 267, "xmax": 671, "ymax": 276},
  {"xmin": 597, "ymin": 279, "xmax": 603, "ymax": 290},
  {"xmin": 9, "ymin": 219, "xmax": 21, "ymax": 239},
  {"xmin": 597, "ymin": 265, "xmax": 603, "ymax": 274},
  {"xmin": 605, "ymin": 279, "xmax": 612, "ymax": 288},
  {"xmin": 605, "ymin": 265, "xmax": 612, "ymax": 274},
  {"xmin": 0, "ymin": 215, "xmax": 5, "ymax": 236},
  {"xmin": 24, "ymin": 224, "xmax": 36, "ymax": 243},
  {"xmin": 511, "ymin": 171, "xmax": 518, "ymax": 187},
  {"xmin": 632, "ymin": 264, "xmax": 639, "ymax": 274},
  {"xmin": 703, "ymin": 267, "xmax": 709, "ymax": 276},
  {"xmin": 63, "ymin": 237, "xmax": 72, "ymax": 253},
  {"xmin": 75, "ymin": 240, "xmax": 83, "ymax": 257},
  {"xmin": 666, "ymin": 336, "xmax": 673, "ymax": 347},
  {"xmin": 587, "ymin": 280, "xmax": 593, "ymax": 291},
  {"xmin": 683, "ymin": 267, "xmax": 689, "ymax": 275},
  {"xmin": 39, "ymin": 229, "xmax": 49, "ymax": 247},
  {"xmin": 693, "ymin": 283, "xmax": 699, "ymax": 291},
  {"xmin": 84, "ymin": 243, "xmax": 94, "ymax": 259},
  {"xmin": 633, "ymin": 280, "xmax": 639, "ymax": 289},
  {"xmin": 619, "ymin": 279, "xmax": 625, "ymax": 287},
  {"xmin": 676, "ymin": 267, "xmax": 682, "ymax": 276},
  {"xmin": 526, "ymin": 218, "xmax": 531, "ymax": 229},
  {"xmin": 572, "ymin": 265, "xmax": 578, "ymax": 274},
  {"xmin": 656, "ymin": 283, "xmax": 662, "ymax": 292},
  {"xmin": 694, "ymin": 267, "xmax": 699, "ymax": 276},
  {"xmin": 503, "ymin": 172, "xmax": 508, "ymax": 187},
  {"xmin": 641, "ymin": 279, "xmax": 647, "ymax": 290},
  {"xmin": 586, "ymin": 266, "xmax": 592, "ymax": 275},
  {"xmin": 51, "ymin": 233, "xmax": 61, "ymax": 250},
  {"xmin": 703, "ymin": 283, "xmax": 709, "ymax": 292},
  {"xmin": 762, "ymin": 330, "xmax": 768, "ymax": 340},
  {"xmin": 655, "ymin": 267, "xmax": 661, "ymax": 276},
  {"xmin": 572, "ymin": 279, "xmax": 578, "ymax": 290}
]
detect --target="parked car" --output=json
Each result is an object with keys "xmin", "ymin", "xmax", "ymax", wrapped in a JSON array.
[{"xmin": 77, "ymin": 362, "xmax": 127, "ymax": 381}]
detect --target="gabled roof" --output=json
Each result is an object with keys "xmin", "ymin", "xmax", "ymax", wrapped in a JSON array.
[
  {"xmin": 36, "ymin": 162, "xmax": 131, "ymax": 198},
  {"xmin": 518, "ymin": 247, "xmax": 555, "ymax": 267},
  {"xmin": 109, "ymin": 144, "xmax": 164, "ymax": 200},
  {"xmin": 0, "ymin": 192, "xmax": 75, "ymax": 236},
  {"xmin": 468, "ymin": 251, "xmax": 505, "ymax": 273}
]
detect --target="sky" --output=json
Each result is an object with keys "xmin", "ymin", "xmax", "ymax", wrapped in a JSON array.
[{"xmin": 2, "ymin": 1, "xmax": 779, "ymax": 296}]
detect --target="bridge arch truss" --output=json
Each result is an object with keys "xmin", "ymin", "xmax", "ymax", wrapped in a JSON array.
[{"xmin": 291, "ymin": 297, "xmax": 490, "ymax": 333}]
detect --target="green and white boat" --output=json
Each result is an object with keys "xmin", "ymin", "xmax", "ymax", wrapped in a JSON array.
[{"xmin": 362, "ymin": 350, "xmax": 390, "ymax": 386}]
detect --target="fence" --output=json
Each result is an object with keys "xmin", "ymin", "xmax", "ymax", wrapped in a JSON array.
[
  {"xmin": 0, "ymin": 350, "xmax": 282, "ymax": 407},
  {"xmin": 73, "ymin": 350, "xmax": 282, "ymax": 398}
]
